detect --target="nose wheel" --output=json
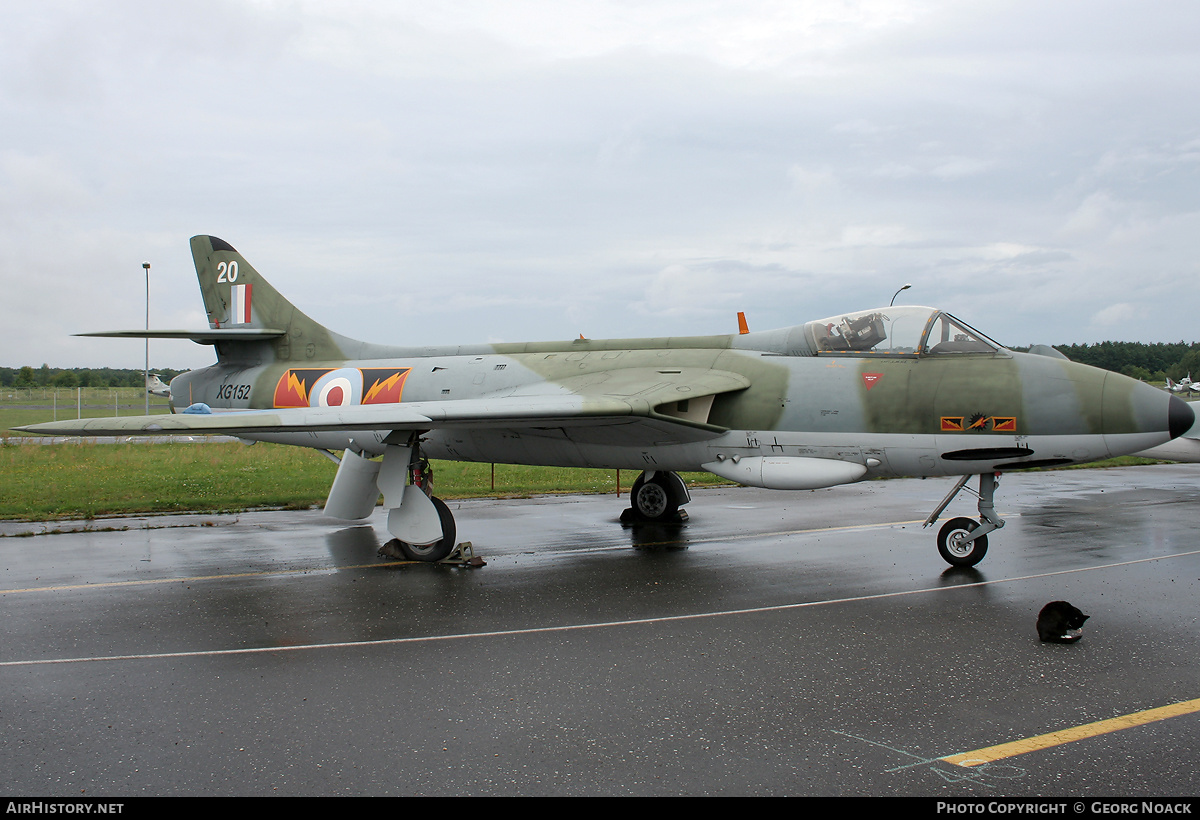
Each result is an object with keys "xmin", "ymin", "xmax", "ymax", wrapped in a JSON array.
[
  {"xmin": 936, "ymin": 516, "xmax": 989, "ymax": 567},
  {"xmin": 925, "ymin": 473, "xmax": 1004, "ymax": 567}
]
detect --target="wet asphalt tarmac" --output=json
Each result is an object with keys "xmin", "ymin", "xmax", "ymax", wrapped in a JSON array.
[{"xmin": 2, "ymin": 465, "xmax": 1199, "ymax": 796}]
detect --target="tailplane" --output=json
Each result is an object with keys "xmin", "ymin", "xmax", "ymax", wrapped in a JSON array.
[{"xmin": 189, "ymin": 235, "xmax": 354, "ymax": 363}]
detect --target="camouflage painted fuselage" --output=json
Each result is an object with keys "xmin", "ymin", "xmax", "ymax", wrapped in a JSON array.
[{"xmin": 168, "ymin": 323, "xmax": 1181, "ymax": 481}]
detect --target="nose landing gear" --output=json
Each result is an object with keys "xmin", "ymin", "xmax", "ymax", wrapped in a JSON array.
[{"xmin": 925, "ymin": 472, "xmax": 1005, "ymax": 567}]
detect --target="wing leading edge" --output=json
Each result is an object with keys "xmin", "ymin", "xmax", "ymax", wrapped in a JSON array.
[{"xmin": 17, "ymin": 368, "xmax": 751, "ymax": 447}]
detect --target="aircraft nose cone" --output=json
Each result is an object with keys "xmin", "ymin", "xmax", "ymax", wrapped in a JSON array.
[
  {"xmin": 1169, "ymin": 395, "xmax": 1194, "ymax": 440},
  {"xmin": 1101, "ymin": 374, "xmax": 1194, "ymax": 451}
]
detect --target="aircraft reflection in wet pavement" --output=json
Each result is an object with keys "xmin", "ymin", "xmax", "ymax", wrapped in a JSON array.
[{"xmin": 21, "ymin": 236, "xmax": 1193, "ymax": 568}]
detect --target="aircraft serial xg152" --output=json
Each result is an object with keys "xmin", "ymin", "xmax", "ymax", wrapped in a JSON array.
[{"xmin": 21, "ymin": 236, "xmax": 1194, "ymax": 567}]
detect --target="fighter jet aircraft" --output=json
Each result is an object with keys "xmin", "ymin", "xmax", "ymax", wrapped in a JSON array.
[{"xmin": 19, "ymin": 236, "xmax": 1194, "ymax": 568}]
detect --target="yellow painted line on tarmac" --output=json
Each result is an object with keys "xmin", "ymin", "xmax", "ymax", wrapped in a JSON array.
[{"xmin": 942, "ymin": 697, "xmax": 1200, "ymax": 767}]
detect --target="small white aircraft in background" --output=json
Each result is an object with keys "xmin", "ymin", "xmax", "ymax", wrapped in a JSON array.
[
  {"xmin": 1166, "ymin": 375, "xmax": 1197, "ymax": 395},
  {"xmin": 146, "ymin": 374, "xmax": 172, "ymax": 399}
]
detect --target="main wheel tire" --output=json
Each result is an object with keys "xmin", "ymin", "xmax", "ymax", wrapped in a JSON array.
[
  {"xmin": 629, "ymin": 473, "xmax": 680, "ymax": 521},
  {"xmin": 937, "ymin": 516, "xmax": 989, "ymax": 567},
  {"xmin": 398, "ymin": 496, "xmax": 457, "ymax": 562}
]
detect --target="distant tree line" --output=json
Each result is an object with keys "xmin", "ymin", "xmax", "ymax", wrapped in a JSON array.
[
  {"xmin": 1, "ymin": 366, "xmax": 187, "ymax": 390},
  {"xmin": 1051, "ymin": 341, "xmax": 1200, "ymax": 384}
]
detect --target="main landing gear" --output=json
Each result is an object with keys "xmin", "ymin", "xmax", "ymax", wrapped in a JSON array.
[
  {"xmin": 384, "ymin": 441, "xmax": 458, "ymax": 564},
  {"xmin": 388, "ymin": 454, "xmax": 457, "ymax": 562},
  {"xmin": 924, "ymin": 472, "xmax": 1005, "ymax": 568},
  {"xmin": 621, "ymin": 470, "xmax": 691, "ymax": 524},
  {"xmin": 325, "ymin": 434, "xmax": 458, "ymax": 562}
]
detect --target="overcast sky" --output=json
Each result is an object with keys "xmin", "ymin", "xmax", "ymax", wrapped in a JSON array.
[{"xmin": 2, "ymin": 1, "xmax": 1198, "ymax": 370}]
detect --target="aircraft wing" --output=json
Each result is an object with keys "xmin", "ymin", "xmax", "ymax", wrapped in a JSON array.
[{"xmin": 17, "ymin": 367, "xmax": 750, "ymax": 446}]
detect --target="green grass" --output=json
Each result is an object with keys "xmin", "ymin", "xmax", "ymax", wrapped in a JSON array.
[
  {"xmin": 1, "ymin": 387, "xmax": 171, "ymax": 434},
  {"xmin": 0, "ymin": 440, "xmax": 729, "ymax": 521},
  {"xmin": 0, "ymin": 441, "xmax": 334, "ymax": 519}
]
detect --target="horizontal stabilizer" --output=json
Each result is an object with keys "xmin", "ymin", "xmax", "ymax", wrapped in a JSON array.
[{"xmin": 77, "ymin": 329, "xmax": 286, "ymax": 343}]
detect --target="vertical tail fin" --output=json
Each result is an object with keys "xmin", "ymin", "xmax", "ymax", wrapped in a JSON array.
[{"xmin": 190, "ymin": 235, "xmax": 352, "ymax": 363}]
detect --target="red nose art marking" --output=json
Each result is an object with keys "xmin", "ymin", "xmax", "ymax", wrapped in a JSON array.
[{"xmin": 326, "ymin": 386, "xmax": 344, "ymax": 406}]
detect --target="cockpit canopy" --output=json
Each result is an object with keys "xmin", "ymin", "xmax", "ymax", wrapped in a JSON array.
[{"xmin": 803, "ymin": 306, "xmax": 1003, "ymax": 356}]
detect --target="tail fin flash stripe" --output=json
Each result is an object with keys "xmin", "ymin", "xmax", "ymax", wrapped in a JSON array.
[{"xmin": 230, "ymin": 283, "xmax": 253, "ymax": 324}]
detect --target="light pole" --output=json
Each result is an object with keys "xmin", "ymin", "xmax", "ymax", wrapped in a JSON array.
[
  {"xmin": 143, "ymin": 261, "xmax": 150, "ymax": 415},
  {"xmin": 890, "ymin": 283, "xmax": 912, "ymax": 307}
]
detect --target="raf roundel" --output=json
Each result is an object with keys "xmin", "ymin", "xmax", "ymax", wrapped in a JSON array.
[{"xmin": 311, "ymin": 369, "xmax": 362, "ymax": 408}]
